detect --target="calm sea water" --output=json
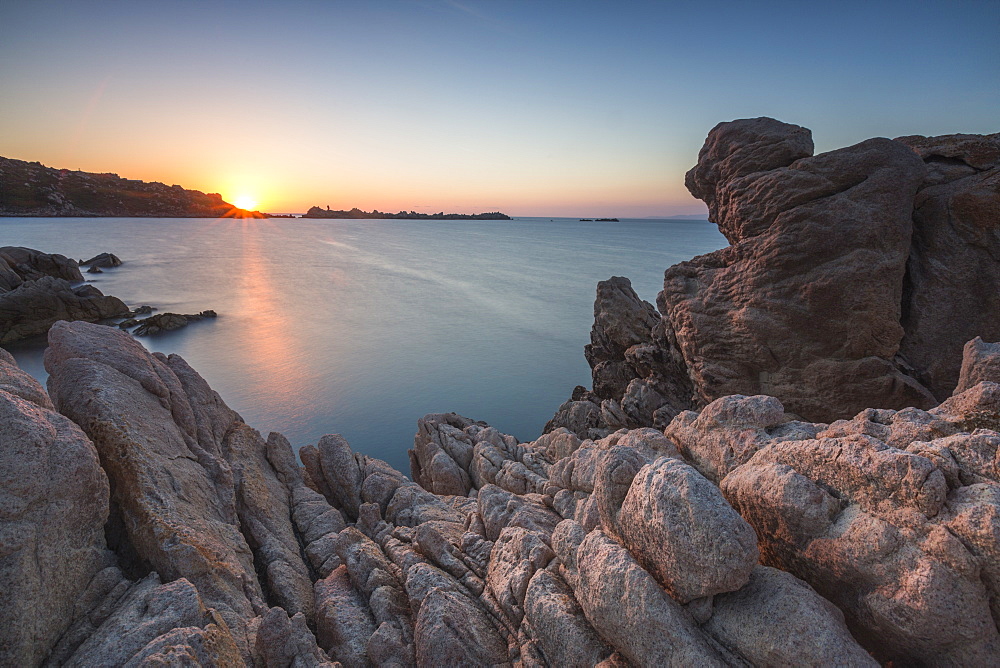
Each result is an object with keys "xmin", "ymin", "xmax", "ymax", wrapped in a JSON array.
[{"xmin": 0, "ymin": 216, "xmax": 725, "ymax": 472}]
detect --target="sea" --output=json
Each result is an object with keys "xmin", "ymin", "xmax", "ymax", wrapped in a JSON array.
[{"xmin": 0, "ymin": 216, "xmax": 725, "ymax": 472}]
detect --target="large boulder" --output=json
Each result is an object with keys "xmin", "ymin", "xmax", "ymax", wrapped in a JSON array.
[
  {"xmin": 721, "ymin": 395, "xmax": 1000, "ymax": 664},
  {"xmin": 613, "ymin": 455, "xmax": 759, "ymax": 602},
  {"xmin": 0, "ymin": 246, "xmax": 84, "ymax": 283},
  {"xmin": 0, "ymin": 275, "xmax": 128, "ymax": 343},
  {"xmin": 44, "ymin": 320, "xmax": 267, "ymax": 645},
  {"xmin": 0, "ymin": 351, "xmax": 111, "ymax": 666}
]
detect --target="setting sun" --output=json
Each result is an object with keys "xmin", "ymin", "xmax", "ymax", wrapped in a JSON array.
[{"xmin": 233, "ymin": 195, "xmax": 258, "ymax": 211}]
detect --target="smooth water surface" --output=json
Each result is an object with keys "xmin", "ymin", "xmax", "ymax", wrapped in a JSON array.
[{"xmin": 0, "ymin": 217, "xmax": 725, "ymax": 471}]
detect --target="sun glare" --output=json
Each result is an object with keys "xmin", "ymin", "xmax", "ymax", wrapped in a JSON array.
[{"xmin": 233, "ymin": 195, "xmax": 258, "ymax": 210}]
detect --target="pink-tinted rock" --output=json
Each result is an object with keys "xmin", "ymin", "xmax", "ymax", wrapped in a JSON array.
[
  {"xmin": 614, "ymin": 457, "xmax": 758, "ymax": 602},
  {"xmin": 722, "ymin": 439, "xmax": 1000, "ymax": 664},
  {"xmin": 314, "ymin": 566, "xmax": 376, "ymax": 667},
  {"xmin": 665, "ymin": 394, "xmax": 820, "ymax": 483},
  {"xmin": 705, "ymin": 566, "xmax": 876, "ymax": 667},
  {"xmin": 562, "ymin": 528, "xmax": 727, "ymax": 666},
  {"xmin": 44, "ymin": 321, "xmax": 265, "ymax": 641},
  {"xmin": 523, "ymin": 568, "xmax": 614, "ymax": 666},
  {"xmin": 252, "ymin": 606, "xmax": 333, "ymax": 667},
  {"xmin": 0, "ymin": 358, "xmax": 111, "ymax": 666},
  {"xmin": 413, "ymin": 587, "xmax": 509, "ymax": 667},
  {"xmin": 61, "ymin": 575, "xmax": 241, "ymax": 667},
  {"xmin": 409, "ymin": 413, "xmax": 480, "ymax": 496},
  {"xmin": 486, "ymin": 527, "xmax": 554, "ymax": 625},
  {"xmin": 955, "ymin": 337, "xmax": 1000, "ymax": 395},
  {"xmin": 663, "ymin": 119, "xmax": 934, "ymax": 422}
]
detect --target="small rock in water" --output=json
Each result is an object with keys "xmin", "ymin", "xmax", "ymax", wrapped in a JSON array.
[
  {"xmin": 81, "ymin": 252, "xmax": 122, "ymax": 268},
  {"xmin": 131, "ymin": 310, "xmax": 217, "ymax": 336},
  {"xmin": 86, "ymin": 265, "xmax": 103, "ymax": 274}
]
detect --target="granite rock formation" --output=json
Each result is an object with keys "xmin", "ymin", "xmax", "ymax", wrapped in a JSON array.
[
  {"xmin": 549, "ymin": 119, "xmax": 1000, "ymax": 435},
  {"xmin": 0, "ymin": 247, "xmax": 128, "ymax": 343},
  {"xmin": 3, "ymin": 321, "xmax": 1000, "ymax": 665},
  {"xmin": 3, "ymin": 118, "xmax": 999, "ymax": 666}
]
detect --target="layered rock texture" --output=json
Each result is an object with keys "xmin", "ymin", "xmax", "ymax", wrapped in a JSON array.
[
  {"xmin": 0, "ymin": 246, "xmax": 128, "ymax": 343},
  {"xmin": 0, "ymin": 319, "xmax": 996, "ymax": 665},
  {"xmin": 550, "ymin": 119, "xmax": 1000, "ymax": 435}
]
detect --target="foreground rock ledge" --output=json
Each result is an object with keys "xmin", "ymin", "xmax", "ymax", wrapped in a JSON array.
[{"xmin": 3, "ymin": 320, "xmax": 999, "ymax": 665}]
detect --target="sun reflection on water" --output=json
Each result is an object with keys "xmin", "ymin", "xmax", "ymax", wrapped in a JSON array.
[{"xmin": 233, "ymin": 224, "xmax": 321, "ymax": 438}]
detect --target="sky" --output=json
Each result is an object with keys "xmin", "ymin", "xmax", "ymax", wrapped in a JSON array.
[{"xmin": 1, "ymin": 1, "xmax": 997, "ymax": 217}]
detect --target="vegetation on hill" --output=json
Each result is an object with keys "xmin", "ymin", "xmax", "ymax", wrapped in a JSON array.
[{"xmin": 0, "ymin": 157, "xmax": 264, "ymax": 218}]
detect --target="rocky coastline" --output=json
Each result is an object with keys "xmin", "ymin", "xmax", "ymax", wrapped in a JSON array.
[
  {"xmin": 1, "ymin": 248, "xmax": 218, "ymax": 344},
  {"xmin": 2, "ymin": 118, "xmax": 999, "ymax": 666},
  {"xmin": 0, "ymin": 246, "xmax": 129, "ymax": 344}
]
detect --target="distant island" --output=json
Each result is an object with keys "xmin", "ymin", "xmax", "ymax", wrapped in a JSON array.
[
  {"xmin": 301, "ymin": 206, "xmax": 511, "ymax": 220},
  {"xmin": 0, "ymin": 156, "xmax": 265, "ymax": 218}
]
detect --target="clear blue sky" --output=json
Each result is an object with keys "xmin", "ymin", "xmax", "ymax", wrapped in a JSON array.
[{"xmin": 1, "ymin": 0, "xmax": 997, "ymax": 215}]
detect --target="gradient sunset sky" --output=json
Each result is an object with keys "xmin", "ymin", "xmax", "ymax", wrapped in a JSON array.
[{"xmin": 2, "ymin": 0, "xmax": 997, "ymax": 217}]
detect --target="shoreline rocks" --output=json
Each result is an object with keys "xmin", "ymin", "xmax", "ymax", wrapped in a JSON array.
[
  {"xmin": 1, "ymin": 118, "xmax": 998, "ymax": 667},
  {"xmin": 129, "ymin": 310, "xmax": 217, "ymax": 336},
  {"xmin": 0, "ymin": 246, "xmax": 129, "ymax": 343},
  {"xmin": 2, "ymin": 303, "xmax": 998, "ymax": 667}
]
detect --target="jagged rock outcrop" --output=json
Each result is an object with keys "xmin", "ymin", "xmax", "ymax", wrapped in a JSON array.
[
  {"xmin": 664, "ymin": 118, "xmax": 933, "ymax": 422},
  {"xmin": 0, "ymin": 247, "xmax": 129, "ymax": 343},
  {"xmin": 547, "ymin": 277, "xmax": 692, "ymax": 439},
  {"xmin": 35, "ymin": 321, "xmax": 339, "ymax": 664},
  {"xmin": 548, "ymin": 119, "xmax": 999, "ymax": 435},
  {"xmin": 6, "ymin": 321, "xmax": 1000, "ymax": 665}
]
